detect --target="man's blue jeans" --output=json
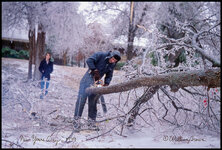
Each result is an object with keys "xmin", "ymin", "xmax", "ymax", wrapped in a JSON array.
[
  {"xmin": 74, "ymin": 71, "xmax": 98, "ymax": 120},
  {"xmin": 41, "ymin": 76, "xmax": 50, "ymax": 95}
]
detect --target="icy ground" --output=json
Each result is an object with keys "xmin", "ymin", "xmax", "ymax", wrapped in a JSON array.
[{"xmin": 1, "ymin": 58, "xmax": 221, "ymax": 148}]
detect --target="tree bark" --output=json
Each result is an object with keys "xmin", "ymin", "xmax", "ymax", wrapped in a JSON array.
[
  {"xmin": 27, "ymin": 29, "xmax": 35, "ymax": 80},
  {"xmin": 126, "ymin": 2, "xmax": 135, "ymax": 61},
  {"xmin": 83, "ymin": 56, "xmax": 86, "ymax": 68},
  {"xmin": 33, "ymin": 24, "xmax": 45, "ymax": 81},
  {"xmin": 86, "ymin": 68, "xmax": 220, "ymax": 95},
  {"xmin": 63, "ymin": 50, "xmax": 68, "ymax": 66}
]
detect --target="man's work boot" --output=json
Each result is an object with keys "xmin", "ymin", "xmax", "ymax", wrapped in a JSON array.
[{"xmin": 87, "ymin": 118, "xmax": 99, "ymax": 131}]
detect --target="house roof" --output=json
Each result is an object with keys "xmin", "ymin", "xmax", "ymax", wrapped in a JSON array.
[{"xmin": 2, "ymin": 37, "xmax": 29, "ymax": 43}]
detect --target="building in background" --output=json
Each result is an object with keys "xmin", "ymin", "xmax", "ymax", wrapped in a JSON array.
[{"xmin": 2, "ymin": 28, "xmax": 29, "ymax": 51}]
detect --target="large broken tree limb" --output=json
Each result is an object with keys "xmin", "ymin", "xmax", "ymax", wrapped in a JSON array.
[
  {"xmin": 86, "ymin": 68, "xmax": 220, "ymax": 95},
  {"xmin": 127, "ymin": 86, "xmax": 160, "ymax": 126}
]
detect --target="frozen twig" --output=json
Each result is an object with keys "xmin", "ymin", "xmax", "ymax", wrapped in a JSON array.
[{"xmin": 85, "ymin": 121, "xmax": 123, "ymax": 141}]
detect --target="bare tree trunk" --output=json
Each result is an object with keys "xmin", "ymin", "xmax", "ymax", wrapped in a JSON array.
[
  {"xmin": 63, "ymin": 50, "xmax": 68, "ymax": 66},
  {"xmin": 27, "ymin": 29, "xmax": 35, "ymax": 80},
  {"xmin": 83, "ymin": 56, "xmax": 86, "ymax": 68},
  {"xmin": 32, "ymin": 35, "xmax": 36, "ymax": 65},
  {"xmin": 86, "ymin": 68, "xmax": 220, "ymax": 95},
  {"xmin": 126, "ymin": 2, "xmax": 135, "ymax": 61},
  {"xmin": 33, "ymin": 24, "xmax": 45, "ymax": 81},
  {"xmin": 126, "ymin": 2, "xmax": 148, "ymax": 61}
]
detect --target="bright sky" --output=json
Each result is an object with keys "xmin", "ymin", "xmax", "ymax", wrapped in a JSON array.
[
  {"xmin": 78, "ymin": 2, "xmax": 149, "ymax": 47},
  {"xmin": 78, "ymin": 2, "xmax": 120, "ymax": 25},
  {"xmin": 78, "ymin": 2, "xmax": 106, "ymax": 25}
]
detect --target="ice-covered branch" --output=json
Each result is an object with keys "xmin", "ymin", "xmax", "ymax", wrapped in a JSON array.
[
  {"xmin": 86, "ymin": 68, "xmax": 220, "ymax": 95},
  {"xmin": 191, "ymin": 22, "xmax": 221, "ymax": 67}
]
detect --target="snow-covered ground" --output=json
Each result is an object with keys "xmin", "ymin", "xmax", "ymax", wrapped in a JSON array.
[{"xmin": 1, "ymin": 58, "xmax": 220, "ymax": 148}]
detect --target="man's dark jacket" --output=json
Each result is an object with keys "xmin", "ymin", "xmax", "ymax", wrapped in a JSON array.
[{"xmin": 86, "ymin": 51, "xmax": 117, "ymax": 85}]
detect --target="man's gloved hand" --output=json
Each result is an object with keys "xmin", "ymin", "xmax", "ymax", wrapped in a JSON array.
[{"xmin": 93, "ymin": 69, "xmax": 100, "ymax": 81}]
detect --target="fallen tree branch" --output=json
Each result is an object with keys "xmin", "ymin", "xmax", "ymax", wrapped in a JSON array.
[
  {"xmin": 85, "ymin": 122, "xmax": 123, "ymax": 141},
  {"xmin": 86, "ymin": 68, "xmax": 220, "ymax": 95}
]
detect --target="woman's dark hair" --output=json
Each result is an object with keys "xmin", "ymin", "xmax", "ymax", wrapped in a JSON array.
[{"xmin": 45, "ymin": 52, "xmax": 51, "ymax": 58}]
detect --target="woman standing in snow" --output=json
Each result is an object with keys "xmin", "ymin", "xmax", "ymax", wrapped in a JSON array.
[{"xmin": 39, "ymin": 52, "xmax": 53, "ymax": 99}]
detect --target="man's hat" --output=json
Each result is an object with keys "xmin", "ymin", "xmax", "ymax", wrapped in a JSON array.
[{"xmin": 111, "ymin": 50, "xmax": 121, "ymax": 61}]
